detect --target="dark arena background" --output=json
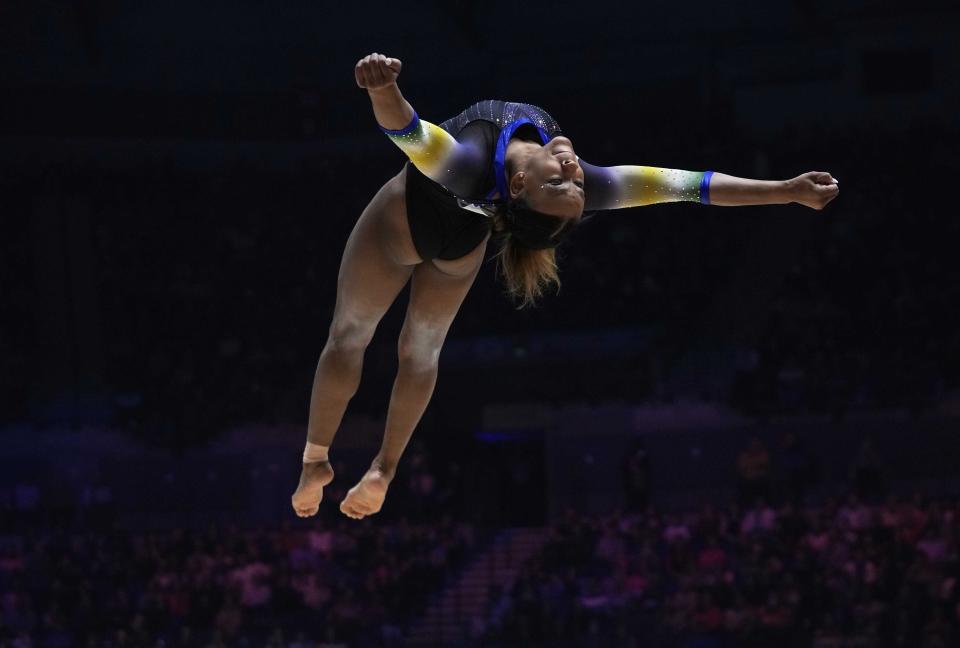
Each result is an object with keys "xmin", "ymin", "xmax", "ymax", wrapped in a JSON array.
[{"xmin": 2, "ymin": 1, "xmax": 959, "ymax": 646}]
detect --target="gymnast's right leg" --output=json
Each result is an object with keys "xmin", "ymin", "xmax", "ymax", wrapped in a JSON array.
[{"xmin": 291, "ymin": 168, "xmax": 420, "ymax": 517}]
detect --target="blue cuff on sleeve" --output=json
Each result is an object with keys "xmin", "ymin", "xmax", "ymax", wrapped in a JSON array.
[
  {"xmin": 699, "ymin": 170, "xmax": 714, "ymax": 205},
  {"xmin": 380, "ymin": 111, "xmax": 420, "ymax": 136}
]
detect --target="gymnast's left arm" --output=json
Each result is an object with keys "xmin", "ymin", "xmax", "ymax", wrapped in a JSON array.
[
  {"xmin": 355, "ymin": 53, "xmax": 481, "ymax": 192},
  {"xmin": 581, "ymin": 161, "xmax": 840, "ymax": 211}
]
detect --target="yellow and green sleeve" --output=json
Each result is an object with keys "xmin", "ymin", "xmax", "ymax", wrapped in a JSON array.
[
  {"xmin": 381, "ymin": 111, "xmax": 464, "ymax": 184},
  {"xmin": 582, "ymin": 161, "xmax": 714, "ymax": 210}
]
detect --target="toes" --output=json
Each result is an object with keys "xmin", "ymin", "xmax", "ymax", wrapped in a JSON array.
[
  {"xmin": 340, "ymin": 499, "xmax": 367, "ymax": 520},
  {"xmin": 345, "ymin": 495, "xmax": 372, "ymax": 514},
  {"xmin": 341, "ymin": 493, "xmax": 381, "ymax": 516},
  {"xmin": 292, "ymin": 488, "xmax": 323, "ymax": 518},
  {"xmin": 292, "ymin": 500, "xmax": 316, "ymax": 517},
  {"xmin": 338, "ymin": 477, "xmax": 387, "ymax": 520}
]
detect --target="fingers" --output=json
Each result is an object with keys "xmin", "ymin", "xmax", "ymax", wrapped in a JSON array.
[
  {"xmin": 821, "ymin": 188, "xmax": 839, "ymax": 209},
  {"xmin": 355, "ymin": 54, "xmax": 369, "ymax": 88},
  {"xmin": 791, "ymin": 171, "xmax": 839, "ymax": 211},
  {"xmin": 355, "ymin": 54, "xmax": 372, "ymax": 88},
  {"xmin": 811, "ymin": 171, "xmax": 838, "ymax": 185},
  {"xmin": 814, "ymin": 182, "xmax": 840, "ymax": 210},
  {"xmin": 354, "ymin": 52, "xmax": 400, "ymax": 90},
  {"xmin": 362, "ymin": 53, "xmax": 382, "ymax": 88},
  {"xmin": 369, "ymin": 53, "xmax": 386, "ymax": 87},
  {"xmin": 385, "ymin": 57, "xmax": 402, "ymax": 74},
  {"xmin": 354, "ymin": 57, "xmax": 365, "ymax": 87}
]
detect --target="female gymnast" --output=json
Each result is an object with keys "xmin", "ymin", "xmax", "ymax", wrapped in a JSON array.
[{"xmin": 291, "ymin": 53, "xmax": 839, "ymax": 519}]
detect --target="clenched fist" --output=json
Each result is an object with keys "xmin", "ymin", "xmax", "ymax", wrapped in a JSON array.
[
  {"xmin": 786, "ymin": 171, "xmax": 840, "ymax": 211},
  {"xmin": 355, "ymin": 53, "xmax": 402, "ymax": 91}
]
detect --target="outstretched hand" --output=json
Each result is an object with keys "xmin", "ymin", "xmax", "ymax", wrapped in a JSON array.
[
  {"xmin": 355, "ymin": 53, "xmax": 402, "ymax": 91},
  {"xmin": 786, "ymin": 171, "xmax": 840, "ymax": 211}
]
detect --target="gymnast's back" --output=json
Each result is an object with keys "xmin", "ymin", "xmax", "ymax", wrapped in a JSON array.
[
  {"xmin": 440, "ymin": 100, "xmax": 561, "ymax": 139},
  {"xmin": 432, "ymin": 100, "xmax": 564, "ymax": 202}
]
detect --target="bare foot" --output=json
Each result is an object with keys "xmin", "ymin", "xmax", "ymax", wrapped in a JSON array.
[
  {"xmin": 291, "ymin": 461, "xmax": 334, "ymax": 518},
  {"xmin": 340, "ymin": 467, "xmax": 392, "ymax": 520}
]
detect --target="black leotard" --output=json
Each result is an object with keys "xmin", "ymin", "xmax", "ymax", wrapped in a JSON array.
[{"xmin": 404, "ymin": 100, "xmax": 561, "ymax": 261}]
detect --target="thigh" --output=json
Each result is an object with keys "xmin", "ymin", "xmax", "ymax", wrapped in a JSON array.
[
  {"xmin": 331, "ymin": 171, "xmax": 420, "ymax": 331},
  {"xmin": 400, "ymin": 233, "xmax": 488, "ymax": 345}
]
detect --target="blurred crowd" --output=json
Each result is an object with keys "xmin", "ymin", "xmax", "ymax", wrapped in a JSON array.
[
  {"xmin": 0, "ymin": 515, "xmax": 475, "ymax": 647},
  {"xmin": 4, "ymin": 421, "xmax": 957, "ymax": 647},
  {"xmin": 7, "ymin": 483, "xmax": 959, "ymax": 647},
  {"xmin": 0, "ymin": 439, "xmax": 473, "ymax": 647},
  {"xmin": 483, "ymin": 493, "xmax": 960, "ymax": 647}
]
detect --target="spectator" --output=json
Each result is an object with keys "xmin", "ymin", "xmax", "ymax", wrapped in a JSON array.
[
  {"xmin": 851, "ymin": 438, "xmax": 885, "ymax": 502},
  {"xmin": 779, "ymin": 431, "xmax": 817, "ymax": 504},
  {"xmin": 737, "ymin": 437, "xmax": 772, "ymax": 506},
  {"xmin": 622, "ymin": 440, "xmax": 651, "ymax": 513}
]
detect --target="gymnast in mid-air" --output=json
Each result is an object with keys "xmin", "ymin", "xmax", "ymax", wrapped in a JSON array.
[{"xmin": 291, "ymin": 53, "xmax": 840, "ymax": 519}]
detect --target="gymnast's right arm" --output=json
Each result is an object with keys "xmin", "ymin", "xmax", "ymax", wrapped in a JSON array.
[{"xmin": 356, "ymin": 53, "xmax": 479, "ymax": 189}]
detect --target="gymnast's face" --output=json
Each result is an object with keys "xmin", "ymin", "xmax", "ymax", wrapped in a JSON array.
[{"xmin": 508, "ymin": 135, "xmax": 586, "ymax": 225}]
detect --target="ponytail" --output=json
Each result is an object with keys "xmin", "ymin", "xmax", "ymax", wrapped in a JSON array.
[{"xmin": 491, "ymin": 205, "xmax": 561, "ymax": 309}]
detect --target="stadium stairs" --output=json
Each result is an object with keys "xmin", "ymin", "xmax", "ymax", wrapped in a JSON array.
[{"xmin": 405, "ymin": 526, "xmax": 547, "ymax": 646}]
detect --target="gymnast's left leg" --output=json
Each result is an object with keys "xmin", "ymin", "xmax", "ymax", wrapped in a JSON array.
[{"xmin": 339, "ymin": 235, "xmax": 488, "ymax": 519}]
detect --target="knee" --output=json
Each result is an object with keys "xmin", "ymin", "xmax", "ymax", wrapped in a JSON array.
[
  {"xmin": 326, "ymin": 319, "xmax": 375, "ymax": 354},
  {"xmin": 397, "ymin": 325, "xmax": 445, "ymax": 370}
]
